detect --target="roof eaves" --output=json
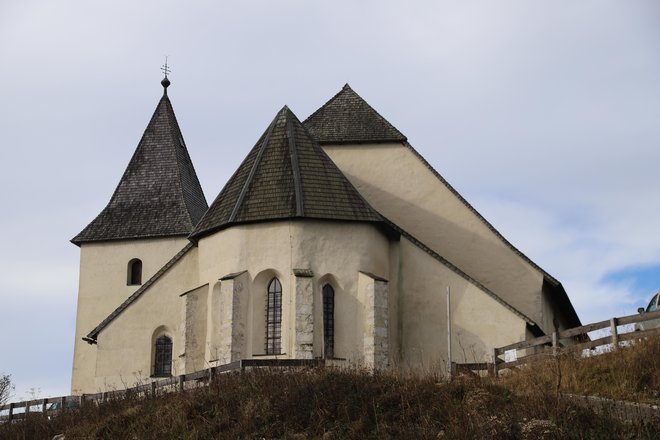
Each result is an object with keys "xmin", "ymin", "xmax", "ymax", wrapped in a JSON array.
[
  {"xmin": 71, "ymin": 231, "xmax": 191, "ymax": 247},
  {"xmin": 315, "ymin": 138, "xmax": 406, "ymax": 146},
  {"xmin": 544, "ymin": 277, "xmax": 582, "ymax": 327},
  {"xmin": 84, "ymin": 242, "xmax": 195, "ymax": 342}
]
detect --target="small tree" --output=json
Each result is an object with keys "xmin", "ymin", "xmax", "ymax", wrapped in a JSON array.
[{"xmin": 0, "ymin": 373, "xmax": 14, "ymax": 405}]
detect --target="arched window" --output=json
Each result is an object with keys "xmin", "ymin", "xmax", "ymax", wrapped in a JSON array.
[
  {"xmin": 266, "ymin": 278, "xmax": 282, "ymax": 355},
  {"xmin": 153, "ymin": 335, "xmax": 172, "ymax": 377},
  {"xmin": 322, "ymin": 284, "xmax": 335, "ymax": 359},
  {"xmin": 127, "ymin": 259, "xmax": 142, "ymax": 285}
]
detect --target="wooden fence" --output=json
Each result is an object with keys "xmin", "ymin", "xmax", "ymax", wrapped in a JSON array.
[
  {"xmin": 0, "ymin": 358, "xmax": 321, "ymax": 423},
  {"xmin": 489, "ymin": 309, "xmax": 660, "ymax": 376},
  {"xmin": 3, "ymin": 311, "xmax": 659, "ymax": 422}
]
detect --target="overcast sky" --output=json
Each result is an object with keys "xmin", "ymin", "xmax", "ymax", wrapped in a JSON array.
[{"xmin": 1, "ymin": 1, "xmax": 659, "ymax": 399}]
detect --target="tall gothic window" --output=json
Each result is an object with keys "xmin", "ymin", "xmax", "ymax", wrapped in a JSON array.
[
  {"xmin": 322, "ymin": 284, "xmax": 335, "ymax": 358},
  {"xmin": 153, "ymin": 335, "xmax": 172, "ymax": 377},
  {"xmin": 266, "ymin": 278, "xmax": 282, "ymax": 355},
  {"xmin": 127, "ymin": 259, "xmax": 142, "ymax": 285}
]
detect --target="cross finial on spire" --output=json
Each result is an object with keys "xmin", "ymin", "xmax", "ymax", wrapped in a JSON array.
[
  {"xmin": 161, "ymin": 56, "xmax": 171, "ymax": 94},
  {"xmin": 161, "ymin": 56, "xmax": 171, "ymax": 78}
]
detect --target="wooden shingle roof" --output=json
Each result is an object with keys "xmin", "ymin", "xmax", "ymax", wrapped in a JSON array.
[
  {"xmin": 303, "ymin": 84, "xmax": 407, "ymax": 144},
  {"xmin": 72, "ymin": 82, "xmax": 208, "ymax": 245},
  {"xmin": 190, "ymin": 106, "xmax": 382, "ymax": 239}
]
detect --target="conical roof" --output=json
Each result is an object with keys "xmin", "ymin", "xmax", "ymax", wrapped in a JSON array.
[
  {"xmin": 190, "ymin": 106, "xmax": 382, "ymax": 239},
  {"xmin": 303, "ymin": 84, "xmax": 407, "ymax": 144},
  {"xmin": 72, "ymin": 81, "xmax": 208, "ymax": 245}
]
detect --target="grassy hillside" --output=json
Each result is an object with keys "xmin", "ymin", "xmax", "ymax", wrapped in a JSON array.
[{"xmin": 2, "ymin": 337, "xmax": 658, "ymax": 439}]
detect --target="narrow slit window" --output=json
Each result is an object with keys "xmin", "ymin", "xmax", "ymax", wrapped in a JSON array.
[
  {"xmin": 266, "ymin": 278, "xmax": 282, "ymax": 355},
  {"xmin": 127, "ymin": 259, "xmax": 142, "ymax": 285},
  {"xmin": 154, "ymin": 335, "xmax": 172, "ymax": 377},
  {"xmin": 322, "ymin": 284, "xmax": 335, "ymax": 359}
]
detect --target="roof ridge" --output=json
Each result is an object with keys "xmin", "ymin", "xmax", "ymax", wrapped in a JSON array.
[
  {"xmin": 227, "ymin": 109, "xmax": 280, "ymax": 223},
  {"xmin": 164, "ymin": 96, "xmax": 208, "ymax": 229},
  {"xmin": 302, "ymin": 84, "xmax": 350, "ymax": 125},
  {"xmin": 286, "ymin": 107, "xmax": 304, "ymax": 216}
]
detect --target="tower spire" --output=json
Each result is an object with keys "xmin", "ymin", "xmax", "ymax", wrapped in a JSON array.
[{"xmin": 160, "ymin": 56, "xmax": 171, "ymax": 94}]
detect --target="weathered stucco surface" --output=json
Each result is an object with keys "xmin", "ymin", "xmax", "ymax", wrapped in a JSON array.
[
  {"xmin": 71, "ymin": 217, "xmax": 538, "ymax": 392},
  {"xmin": 89, "ymin": 244, "xmax": 199, "ymax": 392},
  {"xmin": 323, "ymin": 143, "xmax": 547, "ymax": 331},
  {"xmin": 71, "ymin": 237, "xmax": 190, "ymax": 394},
  {"xmin": 396, "ymin": 237, "xmax": 527, "ymax": 372}
]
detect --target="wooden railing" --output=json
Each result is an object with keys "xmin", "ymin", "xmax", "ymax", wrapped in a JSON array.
[
  {"xmin": 490, "ymin": 309, "xmax": 660, "ymax": 376},
  {"xmin": 0, "ymin": 358, "xmax": 322, "ymax": 423}
]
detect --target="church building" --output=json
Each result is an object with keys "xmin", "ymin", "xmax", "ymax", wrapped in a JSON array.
[{"xmin": 70, "ymin": 76, "xmax": 581, "ymax": 394}]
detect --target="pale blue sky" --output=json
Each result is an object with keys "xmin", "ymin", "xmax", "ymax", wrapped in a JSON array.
[{"xmin": 1, "ymin": 0, "xmax": 659, "ymax": 399}]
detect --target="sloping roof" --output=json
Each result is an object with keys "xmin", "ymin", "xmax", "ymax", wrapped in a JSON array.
[
  {"xmin": 383, "ymin": 218, "xmax": 540, "ymax": 330},
  {"xmin": 190, "ymin": 106, "xmax": 382, "ymax": 239},
  {"xmin": 402, "ymin": 141, "xmax": 581, "ymax": 327},
  {"xmin": 303, "ymin": 84, "xmax": 580, "ymax": 327},
  {"xmin": 303, "ymin": 84, "xmax": 407, "ymax": 144},
  {"xmin": 72, "ymin": 81, "xmax": 208, "ymax": 245}
]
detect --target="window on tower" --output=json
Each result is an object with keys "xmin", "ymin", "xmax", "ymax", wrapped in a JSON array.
[{"xmin": 127, "ymin": 259, "xmax": 142, "ymax": 285}]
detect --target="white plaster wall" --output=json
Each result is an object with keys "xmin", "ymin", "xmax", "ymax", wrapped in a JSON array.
[
  {"xmin": 197, "ymin": 220, "xmax": 390, "ymax": 365},
  {"xmin": 323, "ymin": 143, "xmax": 545, "ymax": 329},
  {"xmin": 71, "ymin": 236, "xmax": 189, "ymax": 394},
  {"xmin": 92, "ymin": 246, "xmax": 200, "ymax": 391},
  {"xmin": 396, "ymin": 237, "xmax": 528, "ymax": 373}
]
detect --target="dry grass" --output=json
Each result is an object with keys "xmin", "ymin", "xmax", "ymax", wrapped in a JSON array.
[
  {"xmin": 1, "ymin": 338, "xmax": 658, "ymax": 439},
  {"xmin": 498, "ymin": 336, "xmax": 660, "ymax": 405}
]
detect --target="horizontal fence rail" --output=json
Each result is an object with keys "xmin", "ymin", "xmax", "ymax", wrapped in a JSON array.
[
  {"xmin": 0, "ymin": 358, "xmax": 323, "ymax": 423},
  {"xmin": 3, "ymin": 311, "xmax": 659, "ymax": 422},
  {"xmin": 489, "ymin": 309, "xmax": 660, "ymax": 376}
]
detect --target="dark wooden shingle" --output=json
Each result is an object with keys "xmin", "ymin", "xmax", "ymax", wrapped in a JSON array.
[
  {"xmin": 72, "ymin": 88, "xmax": 208, "ymax": 245},
  {"xmin": 303, "ymin": 84, "xmax": 407, "ymax": 144},
  {"xmin": 190, "ymin": 106, "xmax": 382, "ymax": 239}
]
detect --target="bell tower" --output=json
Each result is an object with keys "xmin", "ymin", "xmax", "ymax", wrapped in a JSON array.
[{"xmin": 70, "ymin": 73, "xmax": 207, "ymax": 393}]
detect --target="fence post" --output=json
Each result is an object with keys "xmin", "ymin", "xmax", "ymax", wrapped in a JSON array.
[
  {"xmin": 42, "ymin": 398, "xmax": 47, "ymax": 414},
  {"xmin": 178, "ymin": 375, "xmax": 184, "ymax": 392},
  {"xmin": 151, "ymin": 381, "xmax": 157, "ymax": 397},
  {"xmin": 491, "ymin": 348, "xmax": 499, "ymax": 378},
  {"xmin": 8, "ymin": 402, "xmax": 14, "ymax": 422},
  {"xmin": 25, "ymin": 401, "xmax": 30, "ymax": 415},
  {"xmin": 610, "ymin": 318, "xmax": 619, "ymax": 350},
  {"xmin": 552, "ymin": 331, "xmax": 559, "ymax": 356},
  {"xmin": 60, "ymin": 396, "xmax": 65, "ymax": 411}
]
